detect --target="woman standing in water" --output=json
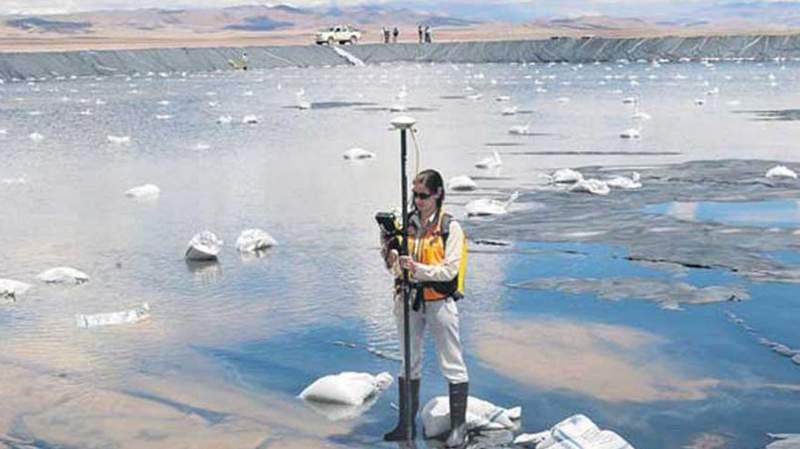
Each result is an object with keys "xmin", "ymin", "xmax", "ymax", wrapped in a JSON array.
[{"xmin": 381, "ymin": 169, "xmax": 470, "ymax": 448}]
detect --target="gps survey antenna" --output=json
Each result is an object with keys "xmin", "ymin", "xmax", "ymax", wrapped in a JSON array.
[{"xmin": 391, "ymin": 115, "xmax": 416, "ymax": 442}]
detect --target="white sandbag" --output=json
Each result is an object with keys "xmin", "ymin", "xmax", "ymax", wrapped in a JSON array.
[
  {"xmin": 107, "ymin": 135, "xmax": 131, "ymax": 145},
  {"xmin": 502, "ymin": 106, "xmax": 519, "ymax": 116},
  {"xmin": 766, "ymin": 434, "xmax": 800, "ymax": 449},
  {"xmin": 242, "ymin": 115, "xmax": 259, "ymax": 124},
  {"xmin": 185, "ymin": 231, "xmax": 223, "ymax": 261},
  {"xmin": 551, "ymin": 168, "xmax": 583, "ymax": 183},
  {"xmin": 125, "ymin": 184, "xmax": 160, "ymax": 199},
  {"xmin": 466, "ymin": 191, "xmax": 519, "ymax": 217},
  {"xmin": 509, "ymin": 125, "xmax": 531, "ymax": 135},
  {"xmin": 343, "ymin": 148, "xmax": 375, "ymax": 160},
  {"xmin": 76, "ymin": 303, "xmax": 150, "ymax": 328},
  {"xmin": 0, "ymin": 278, "xmax": 32, "ymax": 299},
  {"xmin": 37, "ymin": 267, "xmax": 89, "ymax": 284},
  {"xmin": 448, "ymin": 175, "xmax": 478, "ymax": 191},
  {"xmin": 299, "ymin": 371, "xmax": 392, "ymax": 406},
  {"xmin": 475, "ymin": 151, "xmax": 502, "ymax": 169},
  {"xmin": 235, "ymin": 229, "xmax": 278, "ymax": 252},
  {"xmin": 514, "ymin": 431, "xmax": 551, "ymax": 446},
  {"xmin": 765, "ymin": 165, "xmax": 798, "ymax": 179},
  {"xmin": 521, "ymin": 414, "xmax": 634, "ymax": 449},
  {"xmin": 619, "ymin": 128, "xmax": 640, "ymax": 139},
  {"xmin": 606, "ymin": 172, "xmax": 641, "ymax": 189},
  {"xmin": 570, "ymin": 179, "xmax": 610, "ymax": 196},
  {"xmin": 421, "ymin": 395, "xmax": 521, "ymax": 438}
]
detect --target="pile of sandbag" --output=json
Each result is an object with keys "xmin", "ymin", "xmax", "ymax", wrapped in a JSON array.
[
  {"xmin": 514, "ymin": 414, "xmax": 634, "ymax": 449},
  {"xmin": 421, "ymin": 396, "xmax": 521, "ymax": 438}
]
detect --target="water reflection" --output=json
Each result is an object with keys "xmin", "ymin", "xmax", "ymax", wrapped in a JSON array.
[
  {"xmin": 648, "ymin": 200, "xmax": 800, "ymax": 228},
  {"xmin": 185, "ymin": 259, "xmax": 223, "ymax": 284},
  {"xmin": 476, "ymin": 318, "xmax": 719, "ymax": 402}
]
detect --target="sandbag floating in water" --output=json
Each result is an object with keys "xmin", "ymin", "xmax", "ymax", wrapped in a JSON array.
[
  {"xmin": 765, "ymin": 165, "xmax": 797, "ymax": 179},
  {"xmin": 605, "ymin": 172, "xmax": 641, "ymax": 189},
  {"xmin": 185, "ymin": 231, "xmax": 223, "ymax": 261},
  {"xmin": 1, "ymin": 278, "xmax": 32, "ymax": 302},
  {"xmin": 466, "ymin": 191, "xmax": 519, "ymax": 217},
  {"xmin": 570, "ymin": 179, "xmax": 610, "ymax": 196},
  {"xmin": 475, "ymin": 151, "xmax": 502, "ymax": 169},
  {"xmin": 125, "ymin": 184, "xmax": 160, "ymax": 199},
  {"xmin": 343, "ymin": 148, "xmax": 375, "ymax": 160},
  {"xmin": 448, "ymin": 175, "xmax": 478, "ymax": 191},
  {"xmin": 550, "ymin": 168, "xmax": 583, "ymax": 184},
  {"xmin": 37, "ymin": 267, "xmax": 89, "ymax": 284},
  {"xmin": 235, "ymin": 229, "xmax": 278, "ymax": 253},
  {"xmin": 76, "ymin": 303, "xmax": 150, "ymax": 328},
  {"xmin": 299, "ymin": 371, "xmax": 392, "ymax": 406}
]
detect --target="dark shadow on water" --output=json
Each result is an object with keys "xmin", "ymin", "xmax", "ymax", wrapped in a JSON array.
[
  {"xmin": 504, "ymin": 150, "xmax": 682, "ymax": 156},
  {"xmin": 484, "ymin": 142, "xmax": 524, "ymax": 147},
  {"xmin": 468, "ymin": 175, "xmax": 515, "ymax": 180},
  {"xmin": 736, "ymin": 109, "xmax": 800, "ymax": 121},
  {"xmin": 506, "ymin": 132, "xmax": 553, "ymax": 137},
  {"xmin": 355, "ymin": 107, "xmax": 439, "ymax": 113},
  {"xmin": 123, "ymin": 389, "xmax": 229, "ymax": 425},
  {"xmin": 283, "ymin": 101, "xmax": 379, "ymax": 110}
]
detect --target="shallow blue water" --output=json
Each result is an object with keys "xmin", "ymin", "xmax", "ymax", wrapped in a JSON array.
[
  {"xmin": 495, "ymin": 241, "xmax": 800, "ymax": 449},
  {"xmin": 645, "ymin": 200, "xmax": 800, "ymax": 228}
]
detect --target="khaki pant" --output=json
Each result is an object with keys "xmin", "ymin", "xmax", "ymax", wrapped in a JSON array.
[{"xmin": 393, "ymin": 295, "xmax": 469, "ymax": 384}]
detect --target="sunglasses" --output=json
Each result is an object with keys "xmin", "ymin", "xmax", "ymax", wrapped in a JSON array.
[{"xmin": 413, "ymin": 191, "xmax": 433, "ymax": 200}]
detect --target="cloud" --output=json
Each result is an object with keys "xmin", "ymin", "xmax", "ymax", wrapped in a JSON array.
[{"xmin": 475, "ymin": 317, "xmax": 719, "ymax": 402}]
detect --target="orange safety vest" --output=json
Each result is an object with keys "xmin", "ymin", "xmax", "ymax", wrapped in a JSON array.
[{"xmin": 406, "ymin": 211, "xmax": 464, "ymax": 301}]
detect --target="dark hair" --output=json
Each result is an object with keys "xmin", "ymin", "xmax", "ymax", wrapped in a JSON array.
[{"xmin": 414, "ymin": 169, "xmax": 445, "ymax": 209}]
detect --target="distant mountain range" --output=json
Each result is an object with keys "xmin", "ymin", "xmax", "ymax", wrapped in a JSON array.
[
  {"xmin": 0, "ymin": 4, "xmax": 479, "ymax": 36},
  {"xmin": 0, "ymin": 1, "xmax": 797, "ymax": 50}
]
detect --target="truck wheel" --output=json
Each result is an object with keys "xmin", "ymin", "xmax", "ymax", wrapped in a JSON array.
[
  {"xmin": 327, "ymin": 37, "xmax": 335, "ymax": 46},
  {"xmin": 349, "ymin": 36, "xmax": 358, "ymax": 45}
]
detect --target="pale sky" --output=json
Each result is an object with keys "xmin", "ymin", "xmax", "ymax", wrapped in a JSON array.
[{"xmin": 0, "ymin": 0, "xmax": 690, "ymax": 15}]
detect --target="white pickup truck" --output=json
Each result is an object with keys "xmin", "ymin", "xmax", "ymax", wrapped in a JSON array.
[{"xmin": 315, "ymin": 25, "xmax": 361, "ymax": 45}]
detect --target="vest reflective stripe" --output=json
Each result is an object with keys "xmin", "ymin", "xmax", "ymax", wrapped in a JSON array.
[{"xmin": 408, "ymin": 212, "xmax": 460, "ymax": 301}]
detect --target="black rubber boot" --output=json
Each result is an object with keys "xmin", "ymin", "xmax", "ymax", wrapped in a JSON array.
[
  {"xmin": 445, "ymin": 382, "xmax": 469, "ymax": 448},
  {"xmin": 384, "ymin": 378, "xmax": 420, "ymax": 441}
]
